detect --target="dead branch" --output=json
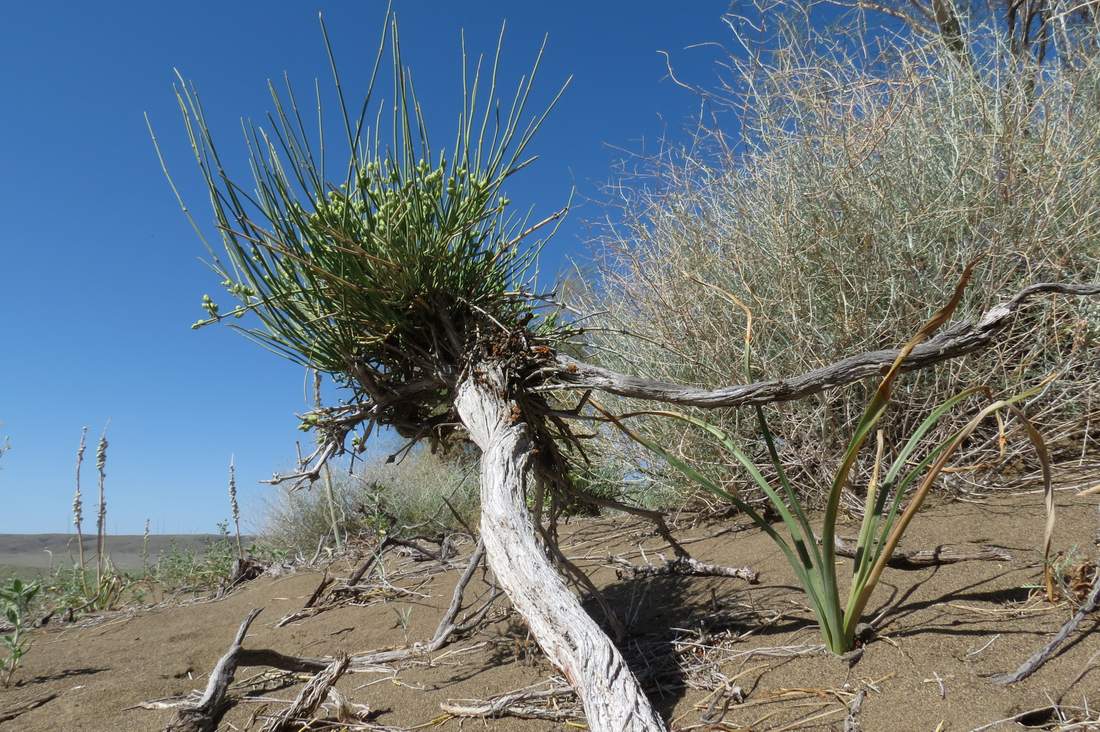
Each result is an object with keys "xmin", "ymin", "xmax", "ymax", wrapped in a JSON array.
[
  {"xmin": 440, "ymin": 682, "xmax": 581, "ymax": 723},
  {"xmin": 992, "ymin": 564, "xmax": 1100, "ymax": 684},
  {"xmin": 260, "ymin": 653, "xmax": 350, "ymax": 732},
  {"xmin": 581, "ymin": 493, "xmax": 688, "ymax": 558},
  {"xmin": 326, "ymin": 687, "xmax": 374, "ymax": 724},
  {"xmin": 276, "ymin": 572, "xmax": 334, "ymax": 627},
  {"xmin": 175, "ymin": 541, "xmax": 492, "ymax": 687},
  {"xmin": 217, "ymin": 558, "xmax": 265, "ymax": 598},
  {"xmin": 346, "ymin": 537, "xmax": 489, "ymax": 668},
  {"xmin": 345, "ymin": 538, "xmax": 395, "ymax": 587},
  {"xmin": 611, "ymin": 555, "xmax": 759, "ymax": 583},
  {"xmin": 843, "ymin": 688, "xmax": 865, "ymax": 732},
  {"xmin": 553, "ymin": 283, "xmax": 1100, "ymax": 408},
  {"xmin": 165, "ymin": 607, "xmax": 263, "ymax": 732},
  {"xmin": 429, "ymin": 537, "xmax": 485, "ymax": 640},
  {"xmin": 832, "ymin": 537, "xmax": 1011, "ymax": 569},
  {"xmin": 388, "ymin": 536, "xmax": 453, "ymax": 563}
]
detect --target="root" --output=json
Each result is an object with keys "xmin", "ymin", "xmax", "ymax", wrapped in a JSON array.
[
  {"xmin": 992, "ymin": 563, "xmax": 1100, "ymax": 684},
  {"xmin": 832, "ymin": 536, "xmax": 1011, "ymax": 568},
  {"xmin": 439, "ymin": 680, "xmax": 581, "ymax": 723},
  {"xmin": 259, "ymin": 654, "xmax": 349, "ymax": 732},
  {"xmin": 611, "ymin": 554, "xmax": 759, "ymax": 583}
]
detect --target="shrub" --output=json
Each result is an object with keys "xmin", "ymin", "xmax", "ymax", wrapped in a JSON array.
[
  {"xmin": 580, "ymin": 10, "xmax": 1100, "ymax": 506},
  {"xmin": 617, "ymin": 272, "xmax": 1054, "ymax": 653},
  {"xmin": 262, "ymin": 448, "xmax": 479, "ymax": 553},
  {"xmin": 151, "ymin": 522, "xmax": 239, "ymax": 592}
]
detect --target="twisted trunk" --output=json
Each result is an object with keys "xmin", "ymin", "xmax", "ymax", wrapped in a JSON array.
[{"xmin": 454, "ymin": 364, "xmax": 665, "ymax": 732}]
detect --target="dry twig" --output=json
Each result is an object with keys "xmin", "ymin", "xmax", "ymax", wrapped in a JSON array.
[
  {"xmin": 260, "ymin": 654, "xmax": 350, "ymax": 732},
  {"xmin": 832, "ymin": 536, "xmax": 1011, "ymax": 568},
  {"xmin": 992, "ymin": 563, "xmax": 1100, "ymax": 684},
  {"xmin": 611, "ymin": 554, "xmax": 759, "ymax": 583}
]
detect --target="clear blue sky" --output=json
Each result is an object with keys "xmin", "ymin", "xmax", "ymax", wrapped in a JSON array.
[{"xmin": 0, "ymin": 1, "xmax": 733, "ymax": 534}]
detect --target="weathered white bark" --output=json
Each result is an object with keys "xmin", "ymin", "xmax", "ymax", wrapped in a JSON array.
[{"xmin": 455, "ymin": 365, "xmax": 665, "ymax": 732}]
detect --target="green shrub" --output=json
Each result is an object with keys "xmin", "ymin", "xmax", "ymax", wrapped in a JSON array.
[{"xmin": 151, "ymin": 522, "xmax": 239, "ymax": 592}]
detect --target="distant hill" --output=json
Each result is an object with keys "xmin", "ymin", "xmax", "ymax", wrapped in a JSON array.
[{"xmin": 0, "ymin": 533, "xmax": 246, "ymax": 574}]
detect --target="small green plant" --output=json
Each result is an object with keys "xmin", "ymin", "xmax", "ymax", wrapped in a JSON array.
[
  {"xmin": 392, "ymin": 606, "xmax": 414, "ymax": 643},
  {"xmin": 614, "ymin": 266, "xmax": 1054, "ymax": 654},
  {"xmin": 1, "ymin": 578, "xmax": 40, "ymax": 686},
  {"xmin": 152, "ymin": 527, "xmax": 237, "ymax": 592}
]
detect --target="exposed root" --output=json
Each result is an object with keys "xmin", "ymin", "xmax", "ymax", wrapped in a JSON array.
[
  {"xmin": 439, "ymin": 679, "xmax": 582, "ymax": 723},
  {"xmin": 992, "ymin": 561, "xmax": 1100, "ymax": 684},
  {"xmin": 611, "ymin": 554, "xmax": 759, "ymax": 583},
  {"xmin": 832, "ymin": 536, "xmax": 1011, "ymax": 568},
  {"xmin": 843, "ymin": 688, "xmax": 865, "ymax": 732},
  {"xmin": 259, "ymin": 654, "xmax": 349, "ymax": 732}
]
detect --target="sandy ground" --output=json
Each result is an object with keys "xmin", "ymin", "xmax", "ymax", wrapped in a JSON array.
[{"xmin": 2, "ymin": 492, "xmax": 1098, "ymax": 731}]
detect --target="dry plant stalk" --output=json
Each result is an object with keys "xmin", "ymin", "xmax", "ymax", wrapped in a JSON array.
[
  {"xmin": 94, "ymin": 428, "xmax": 108, "ymax": 585},
  {"xmin": 142, "ymin": 519, "xmax": 151, "ymax": 577},
  {"xmin": 227, "ymin": 456, "xmax": 243, "ymax": 560},
  {"xmin": 72, "ymin": 426, "xmax": 88, "ymax": 592}
]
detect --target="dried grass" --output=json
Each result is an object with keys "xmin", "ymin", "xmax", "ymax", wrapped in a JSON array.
[{"xmin": 578, "ymin": 5, "xmax": 1100, "ymax": 508}]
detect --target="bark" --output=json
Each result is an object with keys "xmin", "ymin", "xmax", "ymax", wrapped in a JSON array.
[
  {"xmin": 455, "ymin": 364, "xmax": 666, "ymax": 732},
  {"xmin": 555, "ymin": 282, "xmax": 1100, "ymax": 408}
]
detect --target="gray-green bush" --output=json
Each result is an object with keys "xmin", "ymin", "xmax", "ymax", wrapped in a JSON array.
[
  {"xmin": 580, "ymin": 8, "xmax": 1100, "ymax": 507},
  {"xmin": 263, "ymin": 448, "xmax": 479, "ymax": 553}
]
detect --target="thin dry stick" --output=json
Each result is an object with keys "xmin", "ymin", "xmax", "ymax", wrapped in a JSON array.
[
  {"xmin": 273, "ymin": 540, "xmax": 494, "ymax": 660},
  {"xmin": 440, "ymin": 679, "xmax": 579, "ymax": 722},
  {"xmin": 348, "ymin": 538, "xmax": 490, "ymax": 668},
  {"xmin": 260, "ymin": 653, "xmax": 349, "ymax": 732},
  {"xmin": 275, "ymin": 572, "xmax": 333, "ymax": 627},
  {"xmin": 73, "ymin": 427, "xmax": 88, "ymax": 593},
  {"xmin": 992, "ymin": 566, "xmax": 1100, "ymax": 684},
  {"xmin": 228, "ymin": 456, "xmax": 243, "ymax": 560},
  {"xmin": 94, "ymin": 428, "xmax": 108, "ymax": 585},
  {"xmin": 843, "ymin": 688, "xmax": 866, "ymax": 732},
  {"xmin": 832, "ymin": 536, "xmax": 1011, "ymax": 568}
]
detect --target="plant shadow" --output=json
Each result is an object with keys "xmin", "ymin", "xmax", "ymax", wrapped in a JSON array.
[{"xmin": 590, "ymin": 572, "xmax": 800, "ymax": 722}]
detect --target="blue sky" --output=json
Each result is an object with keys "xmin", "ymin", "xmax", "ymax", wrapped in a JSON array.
[{"xmin": 0, "ymin": 1, "xmax": 733, "ymax": 533}]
